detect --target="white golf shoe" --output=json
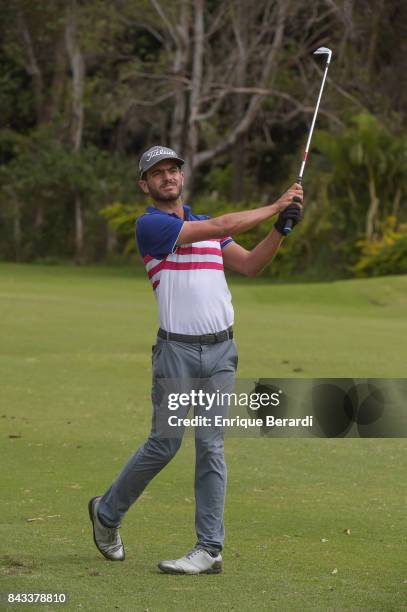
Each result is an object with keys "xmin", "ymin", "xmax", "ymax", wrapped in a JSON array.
[
  {"xmin": 88, "ymin": 496, "xmax": 125, "ymax": 561},
  {"xmin": 158, "ymin": 547, "xmax": 222, "ymax": 574}
]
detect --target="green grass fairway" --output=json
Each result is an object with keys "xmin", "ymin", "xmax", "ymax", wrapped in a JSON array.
[{"xmin": 1, "ymin": 263, "xmax": 406, "ymax": 611}]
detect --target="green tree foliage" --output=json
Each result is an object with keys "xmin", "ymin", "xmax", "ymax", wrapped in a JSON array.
[
  {"xmin": 0, "ymin": 127, "xmax": 137, "ymax": 261},
  {"xmin": 313, "ymin": 113, "xmax": 407, "ymax": 239},
  {"xmin": 0, "ymin": 0, "xmax": 406, "ymax": 277},
  {"xmin": 352, "ymin": 218, "xmax": 407, "ymax": 277}
]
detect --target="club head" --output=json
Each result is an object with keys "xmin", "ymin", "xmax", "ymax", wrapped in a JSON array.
[{"xmin": 313, "ymin": 46, "xmax": 332, "ymax": 63}]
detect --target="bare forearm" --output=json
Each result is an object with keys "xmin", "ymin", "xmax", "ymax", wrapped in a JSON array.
[
  {"xmin": 211, "ymin": 203, "xmax": 279, "ymax": 237},
  {"xmin": 177, "ymin": 183, "xmax": 302, "ymax": 245},
  {"xmin": 245, "ymin": 228, "xmax": 284, "ymax": 277}
]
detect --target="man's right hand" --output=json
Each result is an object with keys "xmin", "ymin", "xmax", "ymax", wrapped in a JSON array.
[{"xmin": 273, "ymin": 183, "xmax": 303, "ymax": 213}]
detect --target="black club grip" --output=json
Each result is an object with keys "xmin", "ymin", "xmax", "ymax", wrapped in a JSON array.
[
  {"xmin": 282, "ymin": 187, "xmax": 303, "ymax": 236},
  {"xmin": 282, "ymin": 218, "xmax": 294, "ymax": 236}
]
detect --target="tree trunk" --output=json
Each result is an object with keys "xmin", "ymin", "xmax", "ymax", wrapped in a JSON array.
[
  {"xmin": 392, "ymin": 187, "xmax": 401, "ymax": 225},
  {"xmin": 66, "ymin": 0, "xmax": 85, "ymax": 263},
  {"xmin": 169, "ymin": 0, "xmax": 190, "ymax": 154},
  {"xmin": 184, "ymin": 0, "xmax": 204, "ymax": 194},
  {"xmin": 66, "ymin": 0, "xmax": 85, "ymax": 152},
  {"xmin": 366, "ymin": 0, "xmax": 385, "ymax": 83},
  {"xmin": 17, "ymin": 10, "xmax": 45, "ymax": 123},
  {"xmin": 231, "ymin": 0, "xmax": 248, "ymax": 202},
  {"xmin": 45, "ymin": 34, "xmax": 68, "ymax": 126},
  {"xmin": 34, "ymin": 205, "xmax": 44, "ymax": 230},
  {"xmin": 74, "ymin": 196, "xmax": 84, "ymax": 265},
  {"xmin": 366, "ymin": 167, "xmax": 379, "ymax": 239},
  {"xmin": 13, "ymin": 197, "xmax": 22, "ymax": 262},
  {"xmin": 106, "ymin": 225, "xmax": 117, "ymax": 258}
]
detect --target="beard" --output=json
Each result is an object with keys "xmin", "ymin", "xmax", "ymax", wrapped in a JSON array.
[{"xmin": 147, "ymin": 181, "xmax": 183, "ymax": 203}]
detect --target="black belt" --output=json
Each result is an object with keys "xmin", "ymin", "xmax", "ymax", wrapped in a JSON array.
[{"xmin": 158, "ymin": 326, "xmax": 233, "ymax": 344}]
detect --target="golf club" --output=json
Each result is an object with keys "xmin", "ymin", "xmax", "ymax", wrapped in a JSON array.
[{"xmin": 283, "ymin": 46, "xmax": 333, "ymax": 236}]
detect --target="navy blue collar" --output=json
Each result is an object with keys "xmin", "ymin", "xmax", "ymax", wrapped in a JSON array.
[{"xmin": 146, "ymin": 204, "xmax": 191, "ymax": 220}]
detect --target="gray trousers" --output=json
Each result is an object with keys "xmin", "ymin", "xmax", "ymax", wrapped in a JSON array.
[{"xmin": 98, "ymin": 336, "xmax": 238, "ymax": 554}]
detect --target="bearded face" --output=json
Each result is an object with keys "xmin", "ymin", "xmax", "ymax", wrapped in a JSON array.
[{"xmin": 140, "ymin": 161, "xmax": 184, "ymax": 203}]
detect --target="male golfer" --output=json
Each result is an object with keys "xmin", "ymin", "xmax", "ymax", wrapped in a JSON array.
[{"xmin": 89, "ymin": 145, "xmax": 302, "ymax": 574}]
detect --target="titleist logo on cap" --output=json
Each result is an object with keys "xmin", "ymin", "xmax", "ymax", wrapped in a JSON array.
[
  {"xmin": 138, "ymin": 145, "xmax": 184, "ymax": 176},
  {"xmin": 146, "ymin": 147, "xmax": 177, "ymax": 162}
]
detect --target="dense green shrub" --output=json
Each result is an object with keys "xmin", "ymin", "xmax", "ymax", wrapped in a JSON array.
[
  {"xmin": 352, "ymin": 218, "xmax": 407, "ymax": 277},
  {"xmin": 100, "ymin": 202, "xmax": 146, "ymax": 256}
]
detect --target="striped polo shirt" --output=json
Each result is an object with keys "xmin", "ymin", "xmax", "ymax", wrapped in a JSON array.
[{"xmin": 135, "ymin": 204, "xmax": 234, "ymax": 335}]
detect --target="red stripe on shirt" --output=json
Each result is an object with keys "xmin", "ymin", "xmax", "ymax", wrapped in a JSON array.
[
  {"xmin": 148, "ymin": 259, "xmax": 224, "ymax": 279},
  {"xmin": 175, "ymin": 246, "xmax": 221, "ymax": 256},
  {"xmin": 150, "ymin": 260, "xmax": 224, "ymax": 290},
  {"xmin": 148, "ymin": 259, "xmax": 167, "ymax": 279},
  {"xmin": 143, "ymin": 255, "xmax": 153, "ymax": 263},
  {"xmin": 160, "ymin": 261, "xmax": 224, "ymax": 272}
]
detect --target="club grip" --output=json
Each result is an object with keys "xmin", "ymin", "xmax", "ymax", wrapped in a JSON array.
[
  {"xmin": 282, "ymin": 219, "xmax": 293, "ymax": 236},
  {"xmin": 284, "ymin": 177, "xmax": 302, "ymax": 236},
  {"xmin": 282, "ymin": 188, "xmax": 303, "ymax": 236}
]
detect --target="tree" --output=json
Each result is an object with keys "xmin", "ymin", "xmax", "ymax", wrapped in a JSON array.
[
  {"xmin": 65, "ymin": 0, "xmax": 86, "ymax": 262},
  {"xmin": 111, "ymin": 0, "xmax": 309, "ymax": 192},
  {"xmin": 314, "ymin": 113, "xmax": 407, "ymax": 240},
  {"xmin": 1, "ymin": 0, "xmax": 406, "ymax": 273}
]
